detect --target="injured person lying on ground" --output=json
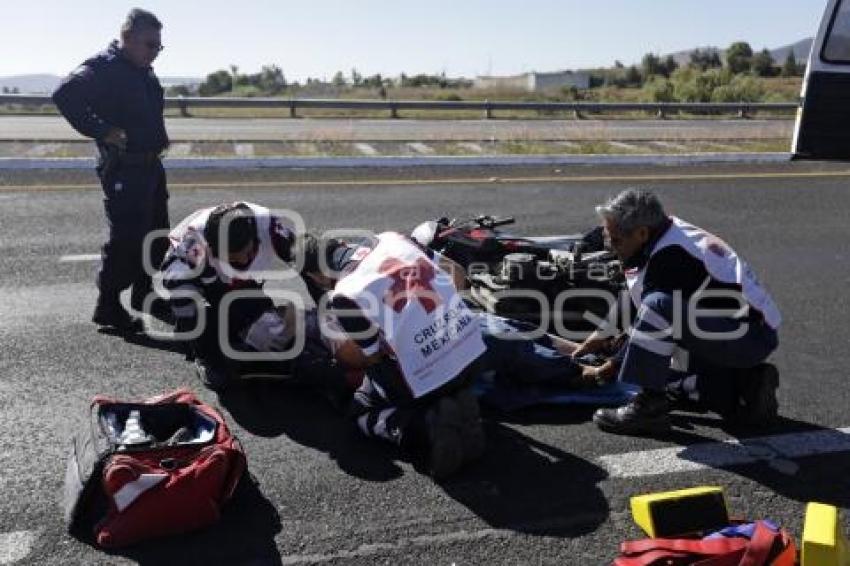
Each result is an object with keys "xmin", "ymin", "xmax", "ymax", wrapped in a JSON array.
[{"xmin": 297, "ymin": 230, "xmax": 625, "ymax": 480}]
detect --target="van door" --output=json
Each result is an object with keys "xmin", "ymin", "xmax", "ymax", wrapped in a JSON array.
[{"xmin": 793, "ymin": 0, "xmax": 850, "ymax": 159}]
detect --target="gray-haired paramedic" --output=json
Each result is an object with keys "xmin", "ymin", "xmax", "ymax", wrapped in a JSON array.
[
  {"xmin": 53, "ymin": 8, "xmax": 170, "ymax": 332},
  {"xmin": 572, "ymin": 189, "xmax": 781, "ymax": 435}
]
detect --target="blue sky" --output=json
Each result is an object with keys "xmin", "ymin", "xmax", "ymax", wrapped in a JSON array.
[{"xmin": 1, "ymin": 0, "xmax": 827, "ymax": 79}]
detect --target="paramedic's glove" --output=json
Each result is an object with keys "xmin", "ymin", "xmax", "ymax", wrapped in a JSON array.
[{"xmin": 243, "ymin": 311, "xmax": 291, "ymax": 352}]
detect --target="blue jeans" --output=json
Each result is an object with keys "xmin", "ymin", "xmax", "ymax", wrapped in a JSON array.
[
  {"xmin": 619, "ymin": 291, "xmax": 778, "ymax": 392},
  {"xmin": 478, "ymin": 314, "xmax": 582, "ymax": 386}
]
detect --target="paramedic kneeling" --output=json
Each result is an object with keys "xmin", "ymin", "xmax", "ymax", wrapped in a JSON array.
[
  {"xmin": 300, "ymin": 232, "xmax": 486, "ymax": 480},
  {"xmin": 160, "ymin": 201, "xmax": 296, "ymax": 390},
  {"xmin": 573, "ymin": 189, "xmax": 781, "ymax": 435}
]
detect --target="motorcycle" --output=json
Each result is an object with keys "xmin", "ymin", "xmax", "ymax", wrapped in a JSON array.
[{"xmin": 411, "ymin": 214, "xmax": 625, "ymax": 333}]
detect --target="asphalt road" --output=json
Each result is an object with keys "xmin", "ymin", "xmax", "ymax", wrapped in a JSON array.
[
  {"xmin": 0, "ymin": 116, "xmax": 793, "ymax": 142},
  {"xmin": 1, "ymin": 162, "xmax": 849, "ymax": 565}
]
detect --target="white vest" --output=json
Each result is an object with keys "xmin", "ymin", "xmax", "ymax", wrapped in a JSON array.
[
  {"xmin": 624, "ymin": 216, "xmax": 781, "ymax": 329},
  {"xmin": 168, "ymin": 202, "xmax": 284, "ymax": 284},
  {"xmin": 334, "ymin": 232, "xmax": 486, "ymax": 398}
]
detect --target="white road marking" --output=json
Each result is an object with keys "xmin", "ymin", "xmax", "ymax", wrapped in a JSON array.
[
  {"xmin": 0, "ymin": 530, "xmax": 38, "ymax": 565},
  {"xmin": 235, "ymin": 143, "xmax": 255, "ymax": 157},
  {"xmin": 599, "ymin": 426, "xmax": 850, "ymax": 478},
  {"xmin": 407, "ymin": 142, "xmax": 435, "ymax": 154},
  {"xmin": 279, "ymin": 528, "xmax": 512, "ymax": 564},
  {"xmin": 458, "ymin": 142, "xmax": 484, "ymax": 153},
  {"xmin": 0, "ymin": 152, "xmax": 791, "ymax": 171},
  {"xmin": 167, "ymin": 143, "xmax": 193, "ymax": 157},
  {"xmin": 607, "ymin": 141, "xmax": 640, "ymax": 151},
  {"xmin": 354, "ymin": 143, "xmax": 378, "ymax": 156},
  {"xmin": 59, "ymin": 254, "xmax": 100, "ymax": 263},
  {"xmin": 706, "ymin": 141, "xmax": 741, "ymax": 151},
  {"xmin": 23, "ymin": 143, "xmax": 62, "ymax": 158},
  {"xmin": 277, "ymin": 513, "xmax": 603, "ymax": 565},
  {"xmin": 650, "ymin": 141, "xmax": 689, "ymax": 150}
]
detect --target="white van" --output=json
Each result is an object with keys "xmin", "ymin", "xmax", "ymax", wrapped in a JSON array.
[{"xmin": 793, "ymin": 0, "xmax": 850, "ymax": 158}]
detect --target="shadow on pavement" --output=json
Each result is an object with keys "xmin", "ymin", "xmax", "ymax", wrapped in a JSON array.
[
  {"xmin": 96, "ymin": 327, "xmax": 187, "ymax": 355},
  {"xmin": 219, "ymin": 381, "xmax": 403, "ymax": 482},
  {"xmin": 485, "ymin": 403, "xmax": 598, "ymax": 426},
  {"xmin": 441, "ymin": 421, "xmax": 609, "ymax": 538},
  {"xmin": 110, "ymin": 474, "xmax": 283, "ymax": 566},
  {"xmin": 659, "ymin": 413, "xmax": 850, "ymax": 510}
]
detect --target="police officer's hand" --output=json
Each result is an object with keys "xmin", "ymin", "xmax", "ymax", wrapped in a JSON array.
[{"xmin": 103, "ymin": 127, "xmax": 128, "ymax": 151}]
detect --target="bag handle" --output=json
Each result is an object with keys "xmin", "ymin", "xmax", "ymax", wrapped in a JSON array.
[
  {"xmin": 220, "ymin": 435, "xmax": 247, "ymax": 502},
  {"xmin": 614, "ymin": 549, "xmax": 696, "ymax": 566},
  {"xmin": 622, "ymin": 537, "xmax": 749, "ymax": 556},
  {"xmin": 738, "ymin": 521, "xmax": 780, "ymax": 566}
]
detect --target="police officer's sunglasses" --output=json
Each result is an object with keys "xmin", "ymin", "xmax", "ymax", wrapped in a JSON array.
[{"xmin": 145, "ymin": 41, "xmax": 164, "ymax": 52}]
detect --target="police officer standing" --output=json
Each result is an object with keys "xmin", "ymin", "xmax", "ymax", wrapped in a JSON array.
[{"xmin": 53, "ymin": 8, "xmax": 170, "ymax": 332}]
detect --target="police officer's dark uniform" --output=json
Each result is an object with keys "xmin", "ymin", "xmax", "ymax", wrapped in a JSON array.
[{"xmin": 53, "ymin": 40, "xmax": 170, "ymax": 331}]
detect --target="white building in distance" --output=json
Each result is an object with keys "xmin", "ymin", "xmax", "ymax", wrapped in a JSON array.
[{"xmin": 474, "ymin": 70, "xmax": 591, "ymax": 91}]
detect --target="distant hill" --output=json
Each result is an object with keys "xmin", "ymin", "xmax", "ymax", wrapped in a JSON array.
[
  {"xmin": 662, "ymin": 38, "xmax": 812, "ymax": 69},
  {"xmin": 666, "ymin": 46, "xmax": 722, "ymax": 68},
  {"xmin": 0, "ymin": 74, "xmax": 201, "ymax": 94},
  {"xmin": 0, "ymin": 74, "xmax": 60, "ymax": 94},
  {"xmin": 770, "ymin": 38, "xmax": 814, "ymax": 64}
]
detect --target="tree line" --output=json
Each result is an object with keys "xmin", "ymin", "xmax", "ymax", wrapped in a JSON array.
[
  {"xmin": 182, "ymin": 40, "xmax": 805, "ymax": 99},
  {"xmin": 590, "ymin": 42, "xmax": 804, "ymax": 89},
  {"xmin": 185, "ymin": 66, "xmax": 472, "ymax": 98}
]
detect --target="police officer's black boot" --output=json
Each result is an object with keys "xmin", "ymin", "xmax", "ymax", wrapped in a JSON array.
[
  {"xmin": 92, "ymin": 292, "xmax": 144, "ymax": 333},
  {"xmin": 130, "ymin": 284, "xmax": 174, "ymax": 325},
  {"xmin": 593, "ymin": 389, "xmax": 671, "ymax": 435}
]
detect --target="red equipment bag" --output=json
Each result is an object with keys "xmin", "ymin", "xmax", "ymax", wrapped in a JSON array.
[
  {"xmin": 62, "ymin": 388, "xmax": 246, "ymax": 548},
  {"xmin": 613, "ymin": 520, "xmax": 797, "ymax": 566}
]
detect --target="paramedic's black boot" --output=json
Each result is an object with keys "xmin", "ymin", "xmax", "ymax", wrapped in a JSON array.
[
  {"xmin": 422, "ymin": 388, "xmax": 486, "ymax": 480},
  {"xmin": 93, "ymin": 294, "xmax": 144, "ymax": 333},
  {"xmin": 593, "ymin": 390, "xmax": 671, "ymax": 435},
  {"xmin": 453, "ymin": 388, "xmax": 486, "ymax": 464},
  {"xmin": 732, "ymin": 363, "xmax": 779, "ymax": 427},
  {"xmin": 424, "ymin": 397, "xmax": 466, "ymax": 480}
]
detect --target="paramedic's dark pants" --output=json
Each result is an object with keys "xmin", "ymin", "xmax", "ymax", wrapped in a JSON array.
[
  {"xmin": 477, "ymin": 314, "xmax": 581, "ymax": 385},
  {"xmin": 351, "ymin": 358, "xmax": 481, "ymax": 446},
  {"xmin": 618, "ymin": 291, "xmax": 778, "ymax": 409},
  {"xmin": 97, "ymin": 158, "xmax": 169, "ymax": 302}
]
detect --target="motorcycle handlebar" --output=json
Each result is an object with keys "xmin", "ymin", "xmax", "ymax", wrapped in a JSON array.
[{"xmin": 473, "ymin": 215, "xmax": 515, "ymax": 228}]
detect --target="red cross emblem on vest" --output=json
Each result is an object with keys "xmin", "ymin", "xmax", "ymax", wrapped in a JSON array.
[{"xmin": 379, "ymin": 257, "xmax": 441, "ymax": 313}]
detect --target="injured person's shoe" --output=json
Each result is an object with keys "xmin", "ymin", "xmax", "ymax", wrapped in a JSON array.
[
  {"xmin": 732, "ymin": 363, "xmax": 779, "ymax": 426},
  {"xmin": 593, "ymin": 390, "xmax": 671, "ymax": 435}
]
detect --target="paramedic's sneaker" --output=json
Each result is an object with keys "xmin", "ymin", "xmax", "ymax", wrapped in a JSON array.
[
  {"xmin": 194, "ymin": 359, "xmax": 231, "ymax": 392},
  {"xmin": 593, "ymin": 390, "xmax": 671, "ymax": 435},
  {"xmin": 92, "ymin": 299, "xmax": 144, "ymax": 333},
  {"xmin": 425, "ymin": 396, "xmax": 466, "ymax": 480},
  {"xmin": 453, "ymin": 388, "xmax": 486, "ymax": 464},
  {"xmin": 734, "ymin": 363, "xmax": 779, "ymax": 426}
]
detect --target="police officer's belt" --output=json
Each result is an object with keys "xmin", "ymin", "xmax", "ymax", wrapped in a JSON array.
[{"xmin": 119, "ymin": 151, "xmax": 161, "ymax": 166}]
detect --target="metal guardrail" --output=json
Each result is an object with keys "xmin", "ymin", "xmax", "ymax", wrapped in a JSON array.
[{"xmin": 0, "ymin": 94, "xmax": 799, "ymax": 119}]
